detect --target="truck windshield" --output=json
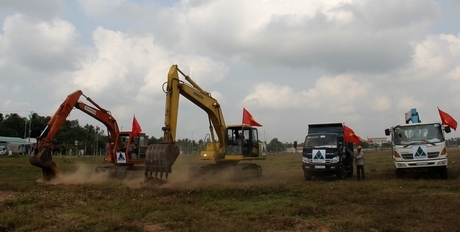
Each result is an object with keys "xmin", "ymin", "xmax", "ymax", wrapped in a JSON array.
[
  {"xmin": 393, "ymin": 123, "xmax": 444, "ymax": 145},
  {"xmin": 304, "ymin": 134, "xmax": 337, "ymax": 148}
]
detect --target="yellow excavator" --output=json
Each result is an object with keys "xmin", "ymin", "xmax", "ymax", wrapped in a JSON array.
[{"xmin": 144, "ymin": 65, "xmax": 267, "ymax": 181}]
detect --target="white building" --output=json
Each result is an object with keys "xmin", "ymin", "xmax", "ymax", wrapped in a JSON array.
[{"xmin": 367, "ymin": 137, "xmax": 389, "ymax": 146}]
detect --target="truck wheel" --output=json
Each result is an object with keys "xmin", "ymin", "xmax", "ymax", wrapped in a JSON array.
[
  {"xmin": 304, "ymin": 171, "xmax": 312, "ymax": 181},
  {"xmin": 347, "ymin": 165, "xmax": 353, "ymax": 178},
  {"xmin": 396, "ymin": 169, "xmax": 404, "ymax": 179},
  {"xmin": 337, "ymin": 170, "xmax": 344, "ymax": 180},
  {"xmin": 439, "ymin": 167, "xmax": 448, "ymax": 179}
]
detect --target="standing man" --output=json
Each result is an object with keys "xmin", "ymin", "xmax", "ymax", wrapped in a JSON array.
[{"xmin": 355, "ymin": 145, "xmax": 364, "ymax": 180}]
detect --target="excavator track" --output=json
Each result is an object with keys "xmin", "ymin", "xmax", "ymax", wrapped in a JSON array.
[
  {"xmin": 189, "ymin": 163, "xmax": 262, "ymax": 181},
  {"xmin": 29, "ymin": 147, "xmax": 59, "ymax": 181},
  {"xmin": 144, "ymin": 144, "xmax": 180, "ymax": 182}
]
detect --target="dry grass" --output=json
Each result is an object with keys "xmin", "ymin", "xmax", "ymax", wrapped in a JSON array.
[{"xmin": 1, "ymin": 149, "xmax": 460, "ymax": 232}]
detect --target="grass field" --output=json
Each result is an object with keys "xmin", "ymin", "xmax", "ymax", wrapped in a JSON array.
[{"xmin": 1, "ymin": 149, "xmax": 460, "ymax": 232}]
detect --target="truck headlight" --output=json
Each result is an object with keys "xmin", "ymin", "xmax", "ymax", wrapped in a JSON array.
[
  {"xmin": 396, "ymin": 163, "xmax": 406, "ymax": 167},
  {"xmin": 302, "ymin": 157, "xmax": 310, "ymax": 163},
  {"xmin": 438, "ymin": 160, "xmax": 447, "ymax": 165},
  {"xmin": 331, "ymin": 156, "xmax": 340, "ymax": 164}
]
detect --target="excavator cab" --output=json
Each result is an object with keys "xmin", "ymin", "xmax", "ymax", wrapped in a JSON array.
[
  {"xmin": 226, "ymin": 125, "xmax": 260, "ymax": 157},
  {"xmin": 106, "ymin": 132, "xmax": 148, "ymax": 165}
]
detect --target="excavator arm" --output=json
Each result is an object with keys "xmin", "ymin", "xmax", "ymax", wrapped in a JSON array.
[
  {"xmin": 163, "ymin": 65, "xmax": 227, "ymax": 150},
  {"xmin": 144, "ymin": 65, "xmax": 228, "ymax": 181},
  {"xmin": 30, "ymin": 90, "xmax": 120, "ymax": 181}
]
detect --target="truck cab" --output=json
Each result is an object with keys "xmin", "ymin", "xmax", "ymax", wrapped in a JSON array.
[{"xmin": 302, "ymin": 123, "xmax": 354, "ymax": 180}]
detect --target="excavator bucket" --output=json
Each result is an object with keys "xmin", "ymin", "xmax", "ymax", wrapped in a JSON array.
[
  {"xmin": 29, "ymin": 147, "xmax": 59, "ymax": 181},
  {"xmin": 144, "ymin": 144, "xmax": 180, "ymax": 182}
]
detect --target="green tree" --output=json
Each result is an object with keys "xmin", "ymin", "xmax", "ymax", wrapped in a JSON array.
[
  {"xmin": 267, "ymin": 138, "xmax": 284, "ymax": 153},
  {"xmin": 0, "ymin": 113, "xmax": 26, "ymax": 137}
]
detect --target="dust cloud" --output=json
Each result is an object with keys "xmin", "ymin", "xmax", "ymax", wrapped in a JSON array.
[
  {"xmin": 48, "ymin": 163, "xmax": 114, "ymax": 185},
  {"xmin": 39, "ymin": 161, "xmax": 276, "ymax": 189}
]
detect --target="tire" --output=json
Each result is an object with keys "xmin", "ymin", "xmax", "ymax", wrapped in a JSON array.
[
  {"xmin": 337, "ymin": 170, "xmax": 344, "ymax": 180},
  {"xmin": 304, "ymin": 171, "xmax": 312, "ymax": 181},
  {"xmin": 439, "ymin": 167, "xmax": 448, "ymax": 179},
  {"xmin": 396, "ymin": 169, "xmax": 404, "ymax": 179},
  {"xmin": 347, "ymin": 164, "xmax": 353, "ymax": 178}
]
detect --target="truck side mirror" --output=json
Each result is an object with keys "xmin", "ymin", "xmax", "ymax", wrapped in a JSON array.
[
  {"xmin": 385, "ymin": 129, "xmax": 390, "ymax": 136},
  {"xmin": 445, "ymin": 126, "xmax": 451, "ymax": 133}
]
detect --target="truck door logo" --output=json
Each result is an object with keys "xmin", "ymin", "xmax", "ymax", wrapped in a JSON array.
[
  {"xmin": 412, "ymin": 145, "xmax": 428, "ymax": 160},
  {"xmin": 312, "ymin": 149, "xmax": 326, "ymax": 163}
]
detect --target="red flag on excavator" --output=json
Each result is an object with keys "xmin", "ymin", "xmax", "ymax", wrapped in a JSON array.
[
  {"xmin": 438, "ymin": 108, "xmax": 457, "ymax": 130},
  {"xmin": 343, "ymin": 125, "xmax": 360, "ymax": 144},
  {"xmin": 132, "ymin": 115, "xmax": 142, "ymax": 138},
  {"xmin": 242, "ymin": 108, "xmax": 262, "ymax": 127}
]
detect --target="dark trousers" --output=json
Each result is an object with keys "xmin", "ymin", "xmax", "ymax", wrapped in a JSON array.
[{"xmin": 357, "ymin": 165, "xmax": 365, "ymax": 180}]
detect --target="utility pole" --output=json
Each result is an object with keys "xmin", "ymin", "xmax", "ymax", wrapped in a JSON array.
[
  {"xmin": 95, "ymin": 126, "xmax": 99, "ymax": 155},
  {"xmin": 24, "ymin": 119, "xmax": 27, "ymax": 139},
  {"xmin": 28, "ymin": 111, "xmax": 33, "ymax": 144}
]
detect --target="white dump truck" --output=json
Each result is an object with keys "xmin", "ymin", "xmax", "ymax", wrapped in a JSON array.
[{"xmin": 385, "ymin": 108, "xmax": 451, "ymax": 179}]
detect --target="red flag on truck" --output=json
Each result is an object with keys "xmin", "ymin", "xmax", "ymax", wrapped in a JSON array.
[
  {"xmin": 242, "ymin": 108, "xmax": 262, "ymax": 127},
  {"xmin": 438, "ymin": 108, "xmax": 457, "ymax": 130},
  {"xmin": 343, "ymin": 125, "xmax": 360, "ymax": 144},
  {"xmin": 132, "ymin": 115, "xmax": 142, "ymax": 138}
]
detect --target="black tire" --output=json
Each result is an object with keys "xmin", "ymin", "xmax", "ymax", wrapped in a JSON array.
[
  {"xmin": 439, "ymin": 167, "xmax": 448, "ymax": 179},
  {"xmin": 347, "ymin": 165, "xmax": 353, "ymax": 178},
  {"xmin": 304, "ymin": 171, "xmax": 312, "ymax": 181},
  {"xmin": 337, "ymin": 170, "xmax": 344, "ymax": 180},
  {"xmin": 396, "ymin": 169, "xmax": 404, "ymax": 179}
]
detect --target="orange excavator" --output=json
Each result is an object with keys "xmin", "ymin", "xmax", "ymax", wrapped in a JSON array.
[{"xmin": 29, "ymin": 90, "xmax": 148, "ymax": 181}]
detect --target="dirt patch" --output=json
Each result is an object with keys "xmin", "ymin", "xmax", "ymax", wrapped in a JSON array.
[
  {"xmin": 0, "ymin": 190, "xmax": 16, "ymax": 202},
  {"xmin": 143, "ymin": 224, "xmax": 169, "ymax": 232}
]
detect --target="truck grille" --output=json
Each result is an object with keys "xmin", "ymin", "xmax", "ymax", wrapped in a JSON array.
[{"xmin": 401, "ymin": 152, "xmax": 439, "ymax": 160}]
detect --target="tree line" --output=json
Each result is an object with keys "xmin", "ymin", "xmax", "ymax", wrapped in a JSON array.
[
  {"xmin": 0, "ymin": 112, "xmax": 164, "ymax": 155},
  {"xmin": 0, "ymin": 112, "xmax": 307, "ymax": 155}
]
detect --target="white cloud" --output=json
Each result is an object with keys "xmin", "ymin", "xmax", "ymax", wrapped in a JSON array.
[
  {"xmin": 1, "ymin": 14, "xmax": 81, "ymax": 73},
  {"xmin": 370, "ymin": 95, "xmax": 392, "ymax": 111},
  {"xmin": 166, "ymin": 0, "xmax": 441, "ymax": 73},
  {"xmin": 397, "ymin": 96, "xmax": 422, "ymax": 110},
  {"xmin": 243, "ymin": 74, "xmax": 371, "ymax": 112}
]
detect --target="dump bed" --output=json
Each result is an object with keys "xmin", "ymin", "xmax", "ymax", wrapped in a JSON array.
[{"xmin": 308, "ymin": 123, "xmax": 344, "ymax": 134}]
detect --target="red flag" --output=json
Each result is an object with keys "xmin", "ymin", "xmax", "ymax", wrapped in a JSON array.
[
  {"xmin": 242, "ymin": 108, "xmax": 262, "ymax": 127},
  {"xmin": 132, "ymin": 115, "xmax": 142, "ymax": 138},
  {"xmin": 343, "ymin": 125, "xmax": 360, "ymax": 144},
  {"xmin": 438, "ymin": 108, "xmax": 457, "ymax": 130}
]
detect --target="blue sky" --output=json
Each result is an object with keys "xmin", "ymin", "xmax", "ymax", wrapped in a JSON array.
[{"xmin": 1, "ymin": 0, "xmax": 460, "ymax": 143}]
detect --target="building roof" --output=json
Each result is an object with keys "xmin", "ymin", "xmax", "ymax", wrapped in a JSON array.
[{"xmin": 0, "ymin": 136, "xmax": 29, "ymax": 145}]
